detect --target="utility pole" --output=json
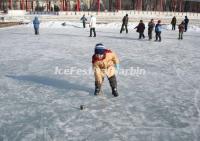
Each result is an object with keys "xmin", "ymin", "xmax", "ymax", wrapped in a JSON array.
[
  {"xmin": 76, "ymin": 0, "xmax": 80, "ymax": 11},
  {"xmin": 109, "ymin": 0, "xmax": 112, "ymax": 11},
  {"xmin": 0, "ymin": 0, "xmax": 2, "ymax": 10},
  {"xmin": 160, "ymin": 0, "xmax": 163, "ymax": 11},
  {"xmin": 136, "ymin": 0, "xmax": 142, "ymax": 11},
  {"xmin": 21, "ymin": 0, "xmax": 25, "ymax": 10},
  {"xmin": 25, "ymin": 0, "xmax": 28, "ymax": 11},
  {"xmin": 9, "ymin": 0, "xmax": 13, "ymax": 10},
  {"xmin": 65, "ymin": 0, "xmax": 70, "ymax": 11},
  {"xmin": 116, "ymin": 0, "xmax": 121, "ymax": 11},
  {"xmin": 97, "ymin": 0, "xmax": 100, "ymax": 12},
  {"xmin": 179, "ymin": 0, "xmax": 183, "ymax": 12}
]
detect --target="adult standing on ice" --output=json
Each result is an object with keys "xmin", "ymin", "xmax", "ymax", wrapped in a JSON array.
[
  {"xmin": 184, "ymin": 16, "xmax": 189, "ymax": 32},
  {"xmin": 120, "ymin": 14, "xmax": 129, "ymax": 34},
  {"xmin": 89, "ymin": 15, "xmax": 96, "ymax": 37},
  {"xmin": 33, "ymin": 16, "xmax": 40, "ymax": 35},
  {"xmin": 134, "ymin": 20, "xmax": 145, "ymax": 39},
  {"xmin": 155, "ymin": 20, "xmax": 162, "ymax": 42},
  {"xmin": 80, "ymin": 14, "xmax": 87, "ymax": 28},
  {"xmin": 92, "ymin": 43, "xmax": 120, "ymax": 97},
  {"xmin": 148, "ymin": 19, "xmax": 155, "ymax": 40},
  {"xmin": 171, "ymin": 16, "xmax": 177, "ymax": 30}
]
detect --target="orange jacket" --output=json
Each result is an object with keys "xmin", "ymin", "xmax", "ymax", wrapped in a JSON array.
[{"xmin": 92, "ymin": 50, "xmax": 119, "ymax": 84}]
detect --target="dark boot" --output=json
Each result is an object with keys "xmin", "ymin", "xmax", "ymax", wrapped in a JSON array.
[
  {"xmin": 120, "ymin": 24, "xmax": 124, "ymax": 33},
  {"xmin": 83, "ymin": 22, "xmax": 86, "ymax": 28},
  {"xmin": 35, "ymin": 29, "xmax": 37, "ymax": 35},
  {"xmin": 108, "ymin": 75, "xmax": 118, "ymax": 97},
  {"xmin": 125, "ymin": 25, "xmax": 128, "ymax": 33},
  {"xmin": 94, "ymin": 82, "xmax": 101, "ymax": 95},
  {"xmin": 89, "ymin": 28, "xmax": 92, "ymax": 37}
]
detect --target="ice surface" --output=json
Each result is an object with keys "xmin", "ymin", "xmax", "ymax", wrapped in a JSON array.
[{"xmin": 0, "ymin": 22, "xmax": 200, "ymax": 141}]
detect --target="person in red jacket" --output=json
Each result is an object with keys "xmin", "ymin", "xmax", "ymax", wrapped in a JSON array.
[{"xmin": 92, "ymin": 43, "xmax": 120, "ymax": 97}]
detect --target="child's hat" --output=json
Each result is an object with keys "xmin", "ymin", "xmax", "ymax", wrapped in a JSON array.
[{"xmin": 95, "ymin": 43, "xmax": 106, "ymax": 55}]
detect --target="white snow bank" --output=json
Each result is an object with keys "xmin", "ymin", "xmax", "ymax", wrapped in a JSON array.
[{"xmin": 27, "ymin": 21, "xmax": 200, "ymax": 32}]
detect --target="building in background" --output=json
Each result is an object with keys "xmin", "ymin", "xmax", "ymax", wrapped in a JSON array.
[{"xmin": 0, "ymin": 0, "xmax": 199, "ymax": 13}]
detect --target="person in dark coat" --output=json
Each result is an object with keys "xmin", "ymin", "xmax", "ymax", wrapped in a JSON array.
[
  {"xmin": 171, "ymin": 16, "xmax": 176, "ymax": 30},
  {"xmin": 178, "ymin": 21, "xmax": 185, "ymax": 40},
  {"xmin": 33, "ymin": 16, "xmax": 40, "ymax": 35},
  {"xmin": 184, "ymin": 16, "xmax": 189, "ymax": 32},
  {"xmin": 120, "ymin": 14, "xmax": 128, "ymax": 34},
  {"xmin": 148, "ymin": 19, "xmax": 155, "ymax": 40},
  {"xmin": 80, "ymin": 14, "xmax": 87, "ymax": 28},
  {"xmin": 155, "ymin": 20, "xmax": 162, "ymax": 42},
  {"xmin": 134, "ymin": 20, "xmax": 145, "ymax": 39}
]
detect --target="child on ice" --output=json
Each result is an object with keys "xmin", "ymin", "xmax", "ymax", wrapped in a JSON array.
[
  {"xmin": 92, "ymin": 43, "xmax": 120, "ymax": 97},
  {"xmin": 135, "ymin": 20, "xmax": 145, "ymax": 39},
  {"xmin": 178, "ymin": 21, "xmax": 185, "ymax": 40},
  {"xmin": 155, "ymin": 20, "xmax": 162, "ymax": 42},
  {"xmin": 80, "ymin": 14, "xmax": 87, "ymax": 28},
  {"xmin": 33, "ymin": 16, "xmax": 40, "ymax": 35},
  {"xmin": 148, "ymin": 19, "xmax": 155, "ymax": 40}
]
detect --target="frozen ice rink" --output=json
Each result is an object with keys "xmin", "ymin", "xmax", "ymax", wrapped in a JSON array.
[{"xmin": 0, "ymin": 22, "xmax": 200, "ymax": 141}]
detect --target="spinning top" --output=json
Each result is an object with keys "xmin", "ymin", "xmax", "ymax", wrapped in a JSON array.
[{"xmin": 80, "ymin": 105, "xmax": 85, "ymax": 110}]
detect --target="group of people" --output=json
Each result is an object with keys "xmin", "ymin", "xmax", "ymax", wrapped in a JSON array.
[
  {"xmin": 171, "ymin": 16, "xmax": 189, "ymax": 40},
  {"xmin": 32, "ymin": 16, "xmax": 119, "ymax": 97},
  {"xmin": 80, "ymin": 14, "xmax": 97, "ymax": 37},
  {"xmin": 33, "ymin": 14, "xmax": 190, "ymax": 41},
  {"xmin": 133, "ymin": 19, "xmax": 162, "ymax": 42},
  {"xmin": 171, "ymin": 16, "xmax": 189, "ymax": 32},
  {"xmin": 32, "ymin": 15, "xmax": 190, "ymax": 97},
  {"xmin": 83, "ymin": 14, "xmax": 191, "ymax": 97},
  {"xmin": 119, "ymin": 15, "xmax": 163, "ymax": 42},
  {"xmin": 120, "ymin": 14, "xmax": 190, "ymax": 41}
]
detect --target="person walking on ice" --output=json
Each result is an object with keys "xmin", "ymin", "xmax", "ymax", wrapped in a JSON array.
[
  {"xmin": 120, "ymin": 14, "xmax": 129, "ymax": 34},
  {"xmin": 33, "ymin": 16, "xmax": 40, "ymax": 35},
  {"xmin": 92, "ymin": 43, "xmax": 120, "ymax": 97},
  {"xmin": 171, "ymin": 16, "xmax": 177, "ymax": 30},
  {"xmin": 178, "ymin": 21, "xmax": 185, "ymax": 40},
  {"xmin": 148, "ymin": 19, "xmax": 155, "ymax": 40},
  {"xmin": 80, "ymin": 14, "xmax": 87, "ymax": 28},
  {"xmin": 89, "ymin": 15, "xmax": 96, "ymax": 37},
  {"xmin": 134, "ymin": 20, "xmax": 145, "ymax": 39},
  {"xmin": 155, "ymin": 20, "xmax": 162, "ymax": 42},
  {"xmin": 184, "ymin": 16, "xmax": 189, "ymax": 32}
]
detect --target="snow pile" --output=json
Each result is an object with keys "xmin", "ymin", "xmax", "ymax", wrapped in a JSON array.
[
  {"xmin": 187, "ymin": 25, "xmax": 200, "ymax": 32},
  {"xmin": 26, "ymin": 21, "xmax": 82, "ymax": 29}
]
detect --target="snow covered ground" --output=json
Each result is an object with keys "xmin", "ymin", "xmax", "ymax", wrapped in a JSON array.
[{"xmin": 0, "ymin": 22, "xmax": 200, "ymax": 141}]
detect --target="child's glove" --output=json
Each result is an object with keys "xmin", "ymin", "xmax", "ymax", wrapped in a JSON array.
[{"xmin": 115, "ymin": 64, "xmax": 120, "ymax": 71}]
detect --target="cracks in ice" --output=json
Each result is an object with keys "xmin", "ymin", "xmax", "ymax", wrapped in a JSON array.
[
  {"xmin": 84, "ymin": 96, "xmax": 192, "ymax": 141},
  {"xmin": 173, "ymin": 56, "xmax": 200, "ymax": 141}
]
